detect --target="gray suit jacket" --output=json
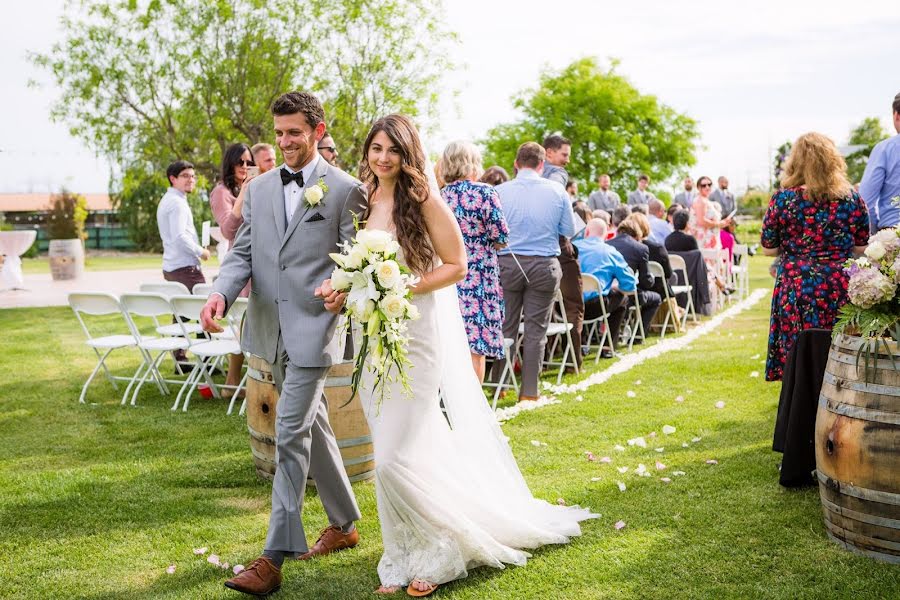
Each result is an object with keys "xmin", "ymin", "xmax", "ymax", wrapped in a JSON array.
[
  {"xmin": 587, "ymin": 189, "xmax": 621, "ymax": 212},
  {"xmin": 673, "ymin": 191, "xmax": 695, "ymax": 209},
  {"xmin": 711, "ymin": 189, "xmax": 735, "ymax": 216},
  {"xmin": 627, "ymin": 189, "xmax": 650, "ymax": 206},
  {"xmin": 213, "ymin": 160, "xmax": 367, "ymax": 367}
]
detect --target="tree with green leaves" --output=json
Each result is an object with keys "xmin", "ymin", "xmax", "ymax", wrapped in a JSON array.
[
  {"xmin": 481, "ymin": 57, "xmax": 700, "ymax": 199},
  {"xmin": 845, "ymin": 117, "xmax": 890, "ymax": 184},
  {"xmin": 32, "ymin": 0, "xmax": 455, "ymax": 249}
]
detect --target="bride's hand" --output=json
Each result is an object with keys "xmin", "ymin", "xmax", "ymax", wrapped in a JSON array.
[{"xmin": 315, "ymin": 278, "xmax": 347, "ymax": 314}]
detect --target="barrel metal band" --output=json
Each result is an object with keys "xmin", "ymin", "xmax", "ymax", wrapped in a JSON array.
[
  {"xmin": 247, "ymin": 425, "xmax": 276, "ymax": 445},
  {"xmin": 818, "ymin": 393, "xmax": 900, "ymax": 425},
  {"xmin": 325, "ymin": 376, "xmax": 353, "ymax": 387},
  {"xmin": 827, "ymin": 349, "xmax": 900, "ymax": 371},
  {"xmin": 822, "ymin": 371, "xmax": 900, "ymax": 399},
  {"xmin": 247, "ymin": 366, "xmax": 274, "ymax": 383},
  {"xmin": 343, "ymin": 453, "xmax": 376, "ymax": 467},
  {"xmin": 821, "ymin": 496, "xmax": 900, "ymax": 530},
  {"xmin": 818, "ymin": 471, "xmax": 900, "ymax": 506},
  {"xmin": 824, "ymin": 520, "xmax": 900, "ymax": 554},
  {"xmin": 337, "ymin": 435, "xmax": 372, "ymax": 448}
]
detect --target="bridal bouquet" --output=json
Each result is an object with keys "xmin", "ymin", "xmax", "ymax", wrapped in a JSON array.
[{"xmin": 329, "ymin": 228, "xmax": 420, "ymax": 408}]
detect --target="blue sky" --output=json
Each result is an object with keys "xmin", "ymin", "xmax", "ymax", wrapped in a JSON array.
[{"xmin": 3, "ymin": 0, "xmax": 898, "ymax": 195}]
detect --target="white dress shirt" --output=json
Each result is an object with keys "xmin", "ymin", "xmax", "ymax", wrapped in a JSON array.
[
  {"xmin": 283, "ymin": 154, "xmax": 322, "ymax": 224},
  {"xmin": 156, "ymin": 187, "xmax": 204, "ymax": 272}
]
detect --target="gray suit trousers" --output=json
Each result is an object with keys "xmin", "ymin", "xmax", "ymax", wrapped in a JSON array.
[
  {"xmin": 265, "ymin": 336, "xmax": 361, "ymax": 554},
  {"xmin": 494, "ymin": 255, "xmax": 562, "ymax": 397}
]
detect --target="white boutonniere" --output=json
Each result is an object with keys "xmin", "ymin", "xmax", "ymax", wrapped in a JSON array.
[{"xmin": 304, "ymin": 178, "xmax": 328, "ymax": 208}]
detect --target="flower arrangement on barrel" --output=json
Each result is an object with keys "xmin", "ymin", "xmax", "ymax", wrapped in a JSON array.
[
  {"xmin": 834, "ymin": 196, "xmax": 900, "ymax": 374},
  {"xmin": 329, "ymin": 227, "xmax": 420, "ymax": 409}
]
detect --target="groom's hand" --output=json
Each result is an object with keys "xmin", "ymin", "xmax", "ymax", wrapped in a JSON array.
[
  {"xmin": 200, "ymin": 294, "xmax": 226, "ymax": 333},
  {"xmin": 315, "ymin": 279, "xmax": 347, "ymax": 314}
]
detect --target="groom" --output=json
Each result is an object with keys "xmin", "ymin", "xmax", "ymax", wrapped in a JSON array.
[{"xmin": 200, "ymin": 91, "xmax": 367, "ymax": 596}]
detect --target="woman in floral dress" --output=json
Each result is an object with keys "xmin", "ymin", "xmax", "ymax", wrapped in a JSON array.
[
  {"xmin": 761, "ymin": 132, "xmax": 869, "ymax": 381},
  {"xmin": 440, "ymin": 141, "xmax": 509, "ymax": 382}
]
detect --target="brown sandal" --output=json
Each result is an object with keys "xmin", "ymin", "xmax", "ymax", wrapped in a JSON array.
[{"xmin": 406, "ymin": 580, "xmax": 439, "ymax": 597}]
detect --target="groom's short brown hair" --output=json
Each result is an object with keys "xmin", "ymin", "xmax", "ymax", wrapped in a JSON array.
[{"xmin": 272, "ymin": 92, "xmax": 325, "ymax": 128}]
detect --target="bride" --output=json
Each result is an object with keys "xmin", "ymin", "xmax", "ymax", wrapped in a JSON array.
[{"xmin": 322, "ymin": 114, "xmax": 597, "ymax": 597}]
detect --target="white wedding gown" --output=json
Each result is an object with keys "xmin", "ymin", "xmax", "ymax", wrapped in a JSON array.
[{"xmin": 359, "ymin": 249, "xmax": 598, "ymax": 588}]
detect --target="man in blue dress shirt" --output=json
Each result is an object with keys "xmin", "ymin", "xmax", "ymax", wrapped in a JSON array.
[
  {"xmin": 493, "ymin": 142, "xmax": 575, "ymax": 401},
  {"xmin": 574, "ymin": 219, "xmax": 636, "ymax": 358},
  {"xmin": 860, "ymin": 93, "xmax": 900, "ymax": 232},
  {"xmin": 647, "ymin": 198, "xmax": 673, "ymax": 245}
]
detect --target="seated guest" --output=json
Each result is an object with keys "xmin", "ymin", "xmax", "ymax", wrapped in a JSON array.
[
  {"xmin": 566, "ymin": 180, "xmax": 579, "ymax": 201},
  {"xmin": 573, "ymin": 201, "xmax": 591, "ymax": 225},
  {"xmin": 593, "ymin": 209, "xmax": 612, "ymax": 225},
  {"xmin": 631, "ymin": 204, "xmax": 649, "ymax": 215},
  {"xmin": 665, "ymin": 210, "xmax": 700, "ymax": 252},
  {"xmin": 666, "ymin": 203, "xmax": 684, "ymax": 225},
  {"xmin": 606, "ymin": 215, "xmax": 662, "ymax": 342},
  {"xmin": 629, "ymin": 212, "xmax": 678, "ymax": 302},
  {"xmin": 647, "ymin": 198, "xmax": 673, "ymax": 245},
  {"xmin": 573, "ymin": 219, "xmax": 635, "ymax": 358},
  {"xmin": 480, "ymin": 165, "xmax": 510, "ymax": 186}
]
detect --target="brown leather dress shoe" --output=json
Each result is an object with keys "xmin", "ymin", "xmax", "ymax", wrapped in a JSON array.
[
  {"xmin": 224, "ymin": 556, "xmax": 281, "ymax": 597},
  {"xmin": 297, "ymin": 525, "xmax": 359, "ymax": 560}
]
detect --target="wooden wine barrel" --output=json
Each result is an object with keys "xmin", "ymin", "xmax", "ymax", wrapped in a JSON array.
[
  {"xmin": 245, "ymin": 356, "xmax": 375, "ymax": 484},
  {"xmin": 815, "ymin": 335, "xmax": 900, "ymax": 564}
]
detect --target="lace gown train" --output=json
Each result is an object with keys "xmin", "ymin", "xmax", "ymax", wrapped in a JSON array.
[{"xmin": 360, "ymin": 271, "xmax": 597, "ymax": 588}]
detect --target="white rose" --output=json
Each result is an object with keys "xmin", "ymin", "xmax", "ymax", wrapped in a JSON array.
[
  {"xmin": 304, "ymin": 185, "xmax": 324, "ymax": 206},
  {"xmin": 865, "ymin": 241, "xmax": 886, "ymax": 261},
  {"xmin": 385, "ymin": 239, "xmax": 401, "ymax": 255},
  {"xmin": 330, "ymin": 268, "xmax": 352, "ymax": 291},
  {"xmin": 406, "ymin": 303, "xmax": 420, "ymax": 320},
  {"xmin": 344, "ymin": 243, "xmax": 368, "ymax": 270},
  {"xmin": 357, "ymin": 299, "xmax": 376, "ymax": 323},
  {"xmin": 375, "ymin": 260, "xmax": 401, "ymax": 289},
  {"xmin": 329, "ymin": 252, "xmax": 348, "ymax": 269},
  {"xmin": 380, "ymin": 293, "xmax": 408, "ymax": 320},
  {"xmin": 356, "ymin": 228, "xmax": 393, "ymax": 253}
]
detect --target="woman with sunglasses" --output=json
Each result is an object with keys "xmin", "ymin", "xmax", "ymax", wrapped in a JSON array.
[
  {"xmin": 689, "ymin": 175, "xmax": 734, "ymax": 296},
  {"xmin": 209, "ymin": 142, "xmax": 256, "ymax": 397}
]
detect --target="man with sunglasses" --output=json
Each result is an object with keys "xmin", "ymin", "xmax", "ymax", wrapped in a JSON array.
[{"xmin": 318, "ymin": 134, "xmax": 339, "ymax": 166}]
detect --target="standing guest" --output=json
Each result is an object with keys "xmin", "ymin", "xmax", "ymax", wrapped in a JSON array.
[
  {"xmin": 318, "ymin": 134, "xmax": 339, "ymax": 166},
  {"xmin": 210, "ymin": 143, "xmax": 256, "ymax": 396},
  {"xmin": 761, "ymin": 132, "xmax": 869, "ymax": 381},
  {"xmin": 647, "ymin": 198, "xmax": 673, "ymax": 245},
  {"xmin": 588, "ymin": 174, "xmax": 622, "ymax": 211},
  {"xmin": 689, "ymin": 179, "xmax": 734, "ymax": 297},
  {"xmin": 440, "ymin": 141, "xmax": 509, "ymax": 383},
  {"xmin": 711, "ymin": 176, "xmax": 736, "ymax": 217},
  {"xmin": 665, "ymin": 210, "xmax": 700, "ymax": 252},
  {"xmin": 673, "ymin": 176, "xmax": 696, "ymax": 209},
  {"xmin": 859, "ymin": 92, "xmax": 900, "ymax": 232},
  {"xmin": 566, "ymin": 180, "xmax": 579, "ymax": 201},
  {"xmin": 606, "ymin": 214, "xmax": 661, "ymax": 342},
  {"xmin": 627, "ymin": 174, "xmax": 652, "ymax": 207},
  {"xmin": 542, "ymin": 134, "xmax": 582, "ymax": 369},
  {"xmin": 572, "ymin": 201, "xmax": 592, "ymax": 226},
  {"xmin": 574, "ymin": 218, "xmax": 636, "ymax": 358},
  {"xmin": 481, "ymin": 165, "xmax": 510, "ymax": 186},
  {"xmin": 157, "ymin": 160, "xmax": 210, "ymax": 372},
  {"xmin": 251, "ymin": 143, "xmax": 277, "ymax": 174},
  {"xmin": 541, "ymin": 134, "xmax": 571, "ymax": 186},
  {"xmin": 493, "ymin": 142, "xmax": 575, "ymax": 400}
]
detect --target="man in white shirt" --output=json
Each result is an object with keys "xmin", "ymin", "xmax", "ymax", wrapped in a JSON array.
[{"xmin": 156, "ymin": 160, "xmax": 209, "ymax": 371}]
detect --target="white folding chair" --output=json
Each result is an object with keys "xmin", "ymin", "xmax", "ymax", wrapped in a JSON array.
[
  {"xmin": 621, "ymin": 285, "xmax": 644, "ymax": 351},
  {"xmin": 483, "ymin": 337, "xmax": 519, "ymax": 410},
  {"xmin": 647, "ymin": 261, "xmax": 680, "ymax": 338},
  {"xmin": 519, "ymin": 289, "xmax": 578, "ymax": 384},
  {"xmin": 581, "ymin": 273, "xmax": 614, "ymax": 364},
  {"xmin": 731, "ymin": 244, "xmax": 750, "ymax": 298},
  {"xmin": 192, "ymin": 283, "xmax": 215, "ymax": 297},
  {"xmin": 139, "ymin": 281, "xmax": 205, "ymax": 338},
  {"xmin": 68, "ymin": 292, "xmax": 152, "ymax": 404},
  {"xmin": 701, "ymin": 248, "xmax": 727, "ymax": 311},
  {"xmin": 668, "ymin": 253, "xmax": 697, "ymax": 329},
  {"xmin": 139, "ymin": 281, "xmax": 190, "ymax": 297},
  {"xmin": 169, "ymin": 295, "xmax": 247, "ymax": 413},
  {"xmin": 119, "ymin": 292, "xmax": 192, "ymax": 406}
]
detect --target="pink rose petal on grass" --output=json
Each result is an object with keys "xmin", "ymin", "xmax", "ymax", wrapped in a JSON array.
[
  {"xmin": 557, "ymin": 498, "xmax": 567, "ymax": 506},
  {"xmin": 617, "ymin": 481, "xmax": 627, "ymax": 492},
  {"xmin": 193, "ymin": 547, "xmax": 208, "ymax": 555},
  {"xmin": 715, "ymin": 401, "xmax": 726, "ymax": 409},
  {"xmin": 675, "ymin": 395, "xmax": 685, "ymax": 403},
  {"xmin": 682, "ymin": 442, "xmax": 690, "ymax": 448},
  {"xmin": 655, "ymin": 460, "xmax": 666, "ymax": 470},
  {"xmin": 207, "ymin": 554, "xmax": 221, "ymax": 567},
  {"xmin": 660, "ymin": 477, "xmax": 672, "ymax": 483},
  {"xmin": 585, "ymin": 452, "xmax": 597, "ymax": 462},
  {"xmin": 750, "ymin": 371, "xmax": 759, "ymax": 378},
  {"xmin": 590, "ymin": 477, "xmax": 602, "ymax": 482},
  {"xmin": 662, "ymin": 425, "xmax": 676, "ymax": 435},
  {"xmin": 626, "ymin": 390, "xmax": 636, "ymax": 398},
  {"xmin": 655, "ymin": 447, "xmax": 665, "ymax": 453},
  {"xmin": 692, "ymin": 437, "xmax": 702, "ymax": 443},
  {"xmin": 705, "ymin": 459, "xmax": 719, "ymax": 465},
  {"xmin": 233, "ymin": 565, "xmax": 245, "ymax": 575},
  {"xmin": 166, "ymin": 565, "xmax": 176, "ymax": 575},
  {"xmin": 673, "ymin": 470, "xmax": 686, "ymax": 476},
  {"xmin": 613, "ymin": 444, "xmax": 626, "ymax": 452},
  {"xmin": 616, "ymin": 466, "xmax": 629, "ymax": 474},
  {"xmin": 635, "ymin": 380, "xmax": 642, "ymax": 385},
  {"xmin": 648, "ymin": 431, "xmax": 657, "ymax": 438},
  {"xmin": 220, "ymin": 562, "xmax": 230, "ymax": 571},
  {"xmin": 614, "ymin": 520, "xmax": 626, "ymax": 530},
  {"xmin": 599, "ymin": 456, "xmax": 612, "ymax": 464}
]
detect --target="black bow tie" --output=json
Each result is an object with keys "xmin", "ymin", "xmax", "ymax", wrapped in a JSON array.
[{"xmin": 280, "ymin": 168, "xmax": 304, "ymax": 187}]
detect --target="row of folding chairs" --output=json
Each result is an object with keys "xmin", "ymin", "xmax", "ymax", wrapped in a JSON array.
[{"xmin": 68, "ymin": 291, "xmax": 248, "ymax": 415}]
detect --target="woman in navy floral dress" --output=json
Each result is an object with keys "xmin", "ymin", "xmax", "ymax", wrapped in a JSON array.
[
  {"xmin": 761, "ymin": 133, "xmax": 869, "ymax": 381},
  {"xmin": 440, "ymin": 141, "xmax": 510, "ymax": 382}
]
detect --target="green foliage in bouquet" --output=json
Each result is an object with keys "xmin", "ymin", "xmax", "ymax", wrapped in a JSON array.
[{"xmin": 45, "ymin": 190, "xmax": 88, "ymax": 240}]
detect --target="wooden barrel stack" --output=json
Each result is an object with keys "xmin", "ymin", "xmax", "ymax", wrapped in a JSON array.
[
  {"xmin": 815, "ymin": 335, "xmax": 900, "ymax": 564},
  {"xmin": 245, "ymin": 356, "xmax": 375, "ymax": 485}
]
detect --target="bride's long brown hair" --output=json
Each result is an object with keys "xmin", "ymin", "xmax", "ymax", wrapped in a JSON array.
[{"xmin": 359, "ymin": 114, "xmax": 434, "ymax": 275}]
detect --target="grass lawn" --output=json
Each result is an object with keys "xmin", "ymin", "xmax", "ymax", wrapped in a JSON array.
[
  {"xmin": 1, "ymin": 256, "xmax": 898, "ymax": 599},
  {"xmin": 20, "ymin": 253, "xmax": 221, "ymax": 275}
]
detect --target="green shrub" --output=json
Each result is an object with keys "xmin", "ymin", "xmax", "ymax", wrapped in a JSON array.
[
  {"xmin": 739, "ymin": 189, "xmax": 771, "ymax": 219},
  {"xmin": 45, "ymin": 191, "xmax": 88, "ymax": 240}
]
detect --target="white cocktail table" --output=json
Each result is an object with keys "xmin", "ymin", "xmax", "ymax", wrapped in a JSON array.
[{"xmin": 0, "ymin": 230, "xmax": 37, "ymax": 290}]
